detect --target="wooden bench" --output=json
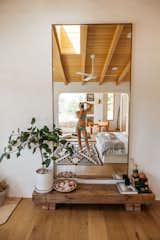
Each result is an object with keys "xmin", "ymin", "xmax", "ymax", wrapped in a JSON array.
[{"xmin": 32, "ymin": 184, "xmax": 155, "ymax": 211}]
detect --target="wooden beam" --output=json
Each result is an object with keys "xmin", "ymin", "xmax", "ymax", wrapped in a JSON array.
[
  {"xmin": 80, "ymin": 25, "xmax": 88, "ymax": 83},
  {"xmin": 117, "ymin": 61, "xmax": 131, "ymax": 84},
  {"xmin": 99, "ymin": 25, "xmax": 124, "ymax": 85},
  {"xmin": 52, "ymin": 26, "xmax": 69, "ymax": 84}
]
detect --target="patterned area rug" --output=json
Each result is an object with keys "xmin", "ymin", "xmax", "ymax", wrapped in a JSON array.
[{"xmin": 55, "ymin": 142, "xmax": 103, "ymax": 166}]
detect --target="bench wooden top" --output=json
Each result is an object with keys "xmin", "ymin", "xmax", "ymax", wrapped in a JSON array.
[{"xmin": 32, "ymin": 184, "xmax": 155, "ymax": 205}]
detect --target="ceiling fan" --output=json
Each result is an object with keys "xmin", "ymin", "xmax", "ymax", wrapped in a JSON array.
[{"xmin": 76, "ymin": 54, "xmax": 97, "ymax": 82}]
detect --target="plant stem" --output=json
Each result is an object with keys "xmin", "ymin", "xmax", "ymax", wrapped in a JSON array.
[
  {"xmin": 39, "ymin": 147, "xmax": 44, "ymax": 169},
  {"xmin": 53, "ymin": 160, "xmax": 57, "ymax": 179}
]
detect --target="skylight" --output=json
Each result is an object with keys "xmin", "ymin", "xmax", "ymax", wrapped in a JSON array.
[{"xmin": 56, "ymin": 25, "xmax": 80, "ymax": 54}]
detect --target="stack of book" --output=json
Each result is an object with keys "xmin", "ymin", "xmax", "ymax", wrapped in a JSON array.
[{"xmin": 116, "ymin": 182, "xmax": 138, "ymax": 194}]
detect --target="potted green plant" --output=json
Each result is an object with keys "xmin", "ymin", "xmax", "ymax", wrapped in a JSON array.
[
  {"xmin": 0, "ymin": 180, "xmax": 8, "ymax": 206},
  {"xmin": 0, "ymin": 118, "xmax": 73, "ymax": 193}
]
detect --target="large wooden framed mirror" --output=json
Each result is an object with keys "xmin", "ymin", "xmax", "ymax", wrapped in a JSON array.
[{"xmin": 52, "ymin": 24, "xmax": 132, "ymax": 179}]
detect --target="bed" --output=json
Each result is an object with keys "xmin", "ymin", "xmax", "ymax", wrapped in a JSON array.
[{"xmin": 96, "ymin": 132, "xmax": 128, "ymax": 163}]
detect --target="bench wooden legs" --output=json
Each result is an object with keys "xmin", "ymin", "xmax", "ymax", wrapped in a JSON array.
[
  {"xmin": 134, "ymin": 204, "xmax": 141, "ymax": 211},
  {"xmin": 49, "ymin": 203, "xmax": 56, "ymax": 210},
  {"xmin": 125, "ymin": 204, "xmax": 134, "ymax": 211},
  {"xmin": 41, "ymin": 203, "xmax": 56, "ymax": 210},
  {"xmin": 40, "ymin": 203, "xmax": 141, "ymax": 211},
  {"xmin": 125, "ymin": 204, "xmax": 141, "ymax": 212}
]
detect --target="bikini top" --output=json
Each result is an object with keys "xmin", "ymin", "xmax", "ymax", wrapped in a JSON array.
[{"xmin": 80, "ymin": 112, "xmax": 87, "ymax": 120}]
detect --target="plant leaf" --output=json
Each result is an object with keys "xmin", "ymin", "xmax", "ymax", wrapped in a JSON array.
[
  {"xmin": 33, "ymin": 147, "xmax": 37, "ymax": 154},
  {"xmin": 60, "ymin": 139, "xmax": 67, "ymax": 145},
  {"xmin": 16, "ymin": 152, "xmax": 20, "ymax": 158},
  {"xmin": 0, "ymin": 153, "xmax": 6, "ymax": 162},
  {"xmin": 51, "ymin": 156, "xmax": 57, "ymax": 161},
  {"xmin": 31, "ymin": 117, "xmax": 36, "ymax": 125},
  {"xmin": 6, "ymin": 153, "xmax": 10, "ymax": 159},
  {"xmin": 42, "ymin": 159, "xmax": 51, "ymax": 168}
]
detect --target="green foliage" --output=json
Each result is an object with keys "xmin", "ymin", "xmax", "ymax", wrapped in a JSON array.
[{"xmin": 0, "ymin": 118, "xmax": 74, "ymax": 168}]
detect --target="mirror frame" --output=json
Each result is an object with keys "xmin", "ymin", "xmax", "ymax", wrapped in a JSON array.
[{"xmin": 51, "ymin": 23, "xmax": 132, "ymax": 180}]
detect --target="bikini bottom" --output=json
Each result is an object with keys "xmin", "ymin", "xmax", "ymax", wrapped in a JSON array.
[{"xmin": 77, "ymin": 126, "xmax": 85, "ymax": 131}]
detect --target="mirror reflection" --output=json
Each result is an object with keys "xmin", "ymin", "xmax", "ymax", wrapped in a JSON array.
[{"xmin": 53, "ymin": 24, "xmax": 132, "ymax": 178}]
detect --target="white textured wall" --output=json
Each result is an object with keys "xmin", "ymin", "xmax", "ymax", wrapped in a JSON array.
[{"xmin": 0, "ymin": 0, "xmax": 160, "ymax": 199}]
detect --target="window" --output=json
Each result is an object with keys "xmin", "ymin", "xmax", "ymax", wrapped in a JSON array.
[
  {"xmin": 56, "ymin": 25, "xmax": 80, "ymax": 54},
  {"xmin": 59, "ymin": 93, "xmax": 86, "ymax": 131},
  {"xmin": 107, "ymin": 93, "xmax": 114, "ymax": 120}
]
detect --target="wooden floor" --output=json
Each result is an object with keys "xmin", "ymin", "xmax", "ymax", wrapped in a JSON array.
[{"xmin": 0, "ymin": 199, "xmax": 160, "ymax": 240}]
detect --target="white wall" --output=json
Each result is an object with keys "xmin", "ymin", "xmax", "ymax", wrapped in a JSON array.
[{"xmin": 0, "ymin": 0, "xmax": 160, "ymax": 199}]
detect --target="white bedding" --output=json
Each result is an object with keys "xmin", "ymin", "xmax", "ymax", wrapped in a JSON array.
[{"xmin": 96, "ymin": 132, "xmax": 128, "ymax": 158}]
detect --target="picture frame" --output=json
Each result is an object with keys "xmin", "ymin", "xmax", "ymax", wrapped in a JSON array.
[{"xmin": 87, "ymin": 93, "xmax": 94, "ymax": 102}]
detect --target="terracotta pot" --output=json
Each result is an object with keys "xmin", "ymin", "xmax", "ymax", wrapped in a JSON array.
[{"xmin": 35, "ymin": 168, "xmax": 53, "ymax": 193}]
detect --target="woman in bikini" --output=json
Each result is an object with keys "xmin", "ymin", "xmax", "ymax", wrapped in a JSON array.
[{"xmin": 76, "ymin": 102, "xmax": 92, "ymax": 152}]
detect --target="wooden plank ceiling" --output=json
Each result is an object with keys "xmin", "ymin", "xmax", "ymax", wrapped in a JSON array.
[{"xmin": 53, "ymin": 24, "xmax": 132, "ymax": 85}]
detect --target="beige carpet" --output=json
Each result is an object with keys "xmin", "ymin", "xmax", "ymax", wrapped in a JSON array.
[{"xmin": 0, "ymin": 197, "xmax": 21, "ymax": 225}]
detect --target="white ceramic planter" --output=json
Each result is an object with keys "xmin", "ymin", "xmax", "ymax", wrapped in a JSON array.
[{"xmin": 35, "ymin": 168, "xmax": 53, "ymax": 193}]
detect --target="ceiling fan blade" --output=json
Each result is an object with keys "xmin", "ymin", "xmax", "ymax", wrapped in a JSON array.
[
  {"xmin": 76, "ymin": 72, "xmax": 90, "ymax": 76},
  {"xmin": 83, "ymin": 76, "xmax": 92, "ymax": 81},
  {"xmin": 76, "ymin": 54, "xmax": 96, "ymax": 78}
]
